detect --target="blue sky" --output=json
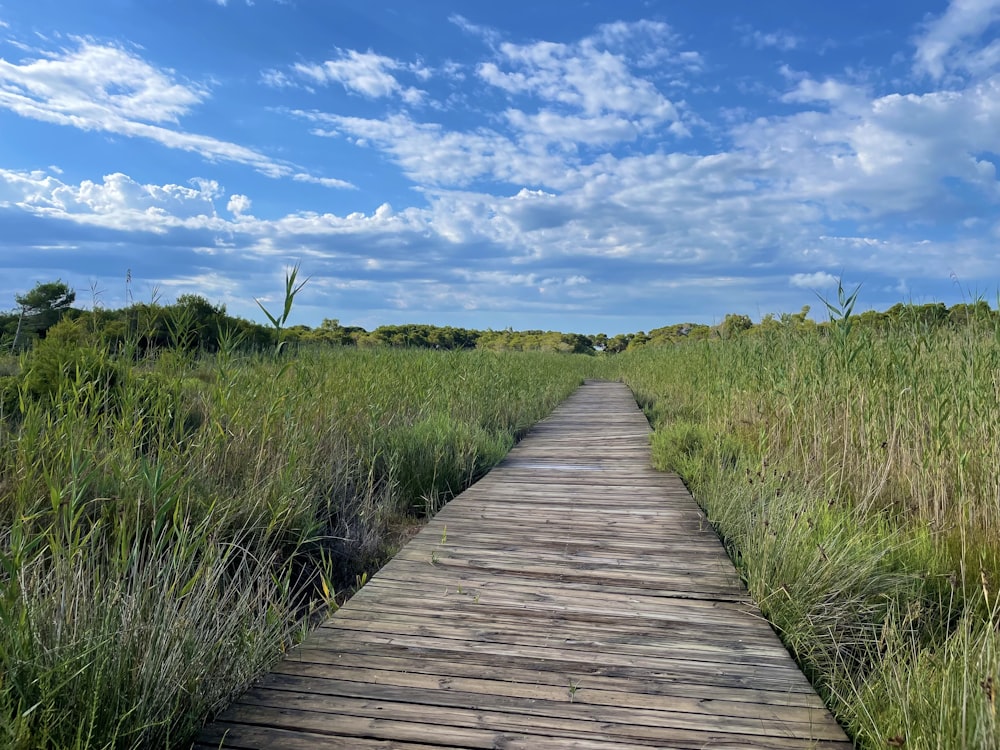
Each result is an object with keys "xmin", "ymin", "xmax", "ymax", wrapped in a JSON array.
[{"xmin": 1, "ymin": 1, "xmax": 999, "ymax": 334}]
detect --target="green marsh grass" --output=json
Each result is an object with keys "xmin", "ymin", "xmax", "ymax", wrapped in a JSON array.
[
  {"xmin": 0, "ymin": 339, "xmax": 595, "ymax": 749},
  {"xmin": 614, "ymin": 318, "xmax": 1000, "ymax": 748}
]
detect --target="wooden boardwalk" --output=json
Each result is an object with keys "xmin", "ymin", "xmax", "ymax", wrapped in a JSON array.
[{"xmin": 198, "ymin": 381, "xmax": 851, "ymax": 749}]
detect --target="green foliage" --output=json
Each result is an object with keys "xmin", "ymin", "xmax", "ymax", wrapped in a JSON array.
[
  {"xmin": 719, "ymin": 312, "xmax": 752, "ymax": 338},
  {"xmin": 0, "ymin": 374, "xmax": 18, "ymax": 418},
  {"xmin": 14, "ymin": 280, "xmax": 76, "ymax": 325},
  {"xmin": 477, "ymin": 328, "xmax": 595, "ymax": 353},
  {"xmin": 255, "ymin": 264, "xmax": 308, "ymax": 354},
  {"xmin": 9, "ymin": 280, "xmax": 77, "ymax": 349},
  {"xmin": 0, "ymin": 338, "xmax": 596, "ymax": 749},
  {"xmin": 612, "ymin": 314, "xmax": 1000, "ymax": 749},
  {"xmin": 21, "ymin": 332, "xmax": 121, "ymax": 408},
  {"xmin": 387, "ymin": 412, "xmax": 512, "ymax": 515},
  {"xmin": 14, "ymin": 280, "xmax": 76, "ymax": 312}
]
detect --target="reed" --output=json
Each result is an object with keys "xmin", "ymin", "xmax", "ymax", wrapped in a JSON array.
[
  {"xmin": 613, "ymin": 315, "xmax": 1000, "ymax": 748},
  {"xmin": 0, "ymin": 336, "xmax": 595, "ymax": 749}
]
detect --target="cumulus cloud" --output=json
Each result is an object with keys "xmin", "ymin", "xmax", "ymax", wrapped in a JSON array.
[
  {"xmin": 294, "ymin": 22, "xmax": 702, "ymax": 191},
  {"xmin": 1, "ymin": 168, "xmax": 228, "ymax": 232},
  {"xmin": 227, "ymin": 193, "xmax": 251, "ymax": 216},
  {"xmin": 462, "ymin": 20, "xmax": 698, "ymax": 148},
  {"xmin": 0, "ymin": 39, "xmax": 205, "ymax": 122},
  {"xmin": 503, "ymin": 108, "xmax": 640, "ymax": 146},
  {"xmin": 733, "ymin": 72, "xmax": 1000, "ymax": 221}
]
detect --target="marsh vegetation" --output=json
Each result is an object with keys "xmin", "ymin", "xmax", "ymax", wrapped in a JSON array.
[
  {"xmin": 0, "ymin": 323, "xmax": 596, "ymax": 748},
  {"xmin": 618, "ymin": 299, "xmax": 1000, "ymax": 748},
  {"xmin": 3, "ymin": 278, "xmax": 1000, "ymax": 748}
]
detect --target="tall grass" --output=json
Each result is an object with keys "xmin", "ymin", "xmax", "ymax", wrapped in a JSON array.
[
  {"xmin": 613, "ymin": 317, "xmax": 1000, "ymax": 748},
  {"xmin": 0, "ymin": 337, "xmax": 596, "ymax": 749}
]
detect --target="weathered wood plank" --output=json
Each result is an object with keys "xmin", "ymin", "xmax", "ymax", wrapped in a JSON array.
[{"xmin": 197, "ymin": 381, "xmax": 851, "ymax": 748}]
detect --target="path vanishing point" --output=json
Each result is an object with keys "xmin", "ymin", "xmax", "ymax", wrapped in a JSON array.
[{"xmin": 197, "ymin": 380, "xmax": 852, "ymax": 749}]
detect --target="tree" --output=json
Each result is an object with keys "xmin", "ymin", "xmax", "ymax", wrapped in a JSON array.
[
  {"xmin": 12, "ymin": 280, "xmax": 76, "ymax": 350},
  {"xmin": 719, "ymin": 313, "xmax": 752, "ymax": 339},
  {"xmin": 604, "ymin": 333, "xmax": 633, "ymax": 354}
]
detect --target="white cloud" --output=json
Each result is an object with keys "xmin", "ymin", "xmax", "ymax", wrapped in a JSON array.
[
  {"xmin": 299, "ymin": 110, "xmax": 570, "ymax": 189},
  {"xmin": 790, "ymin": 271, "xmax": 839, "ymax": 289},
  {"xmin": 734, "ymin": 72, "xmax": 1000, "ymax": 219},
  {"xmin": 280, "ymin": 14, "xmax": 1000, "ymax": 316},
  {"xmin": 227, "ymin": 193, "xmax": 251, "ymax": 216},
  {"xmin": 780, "ymin": 74, "xmax": 868, "ymax": 109},
  {"xmin": 599, "ymin": 20, "xmax": 701, "ymax": 70},
  {"xmin": 914, "ymin": 0, "xmax": 1000, "ymax": 78},
  {"xmin": 295, "ymin": 23, "xmax": 704, "ymax": 190},
  {"xmin": 287, "ymin": 48, "xmax": 427, "ymax": 102},
  {"xmin": 504, "ymin": 108, "xmax": 639, "ymax": 145},
  {"xmin": 260, "ymin": 68, "xmax": 293, "ymax": 88},
  {"xmin": 157, "ymin": 272, "xmax": 242, "ymax": 300},
  {"xmin": 465, "ymin": 22, "xmax": 697, "ymax": 150},
  {"xmin": 292, "ymin": 172, "xmax": 356, "ymax": 190},
  {"xmin": 0, "ymin": 38, "xmax": 344, "ymax": 185},
  {"xmin": 1, "ymin": 168, "xmax": 225, "ymax": 231},
  {"xmin": 9, "ymin": 17, "xmax": 1000, "ymax": 329},
  {"xmin": 0, "ymin": 39, "xmax": 205, "ymax": 123},
  {"xmin": 478, "ymin": 40, "xmax": 677, "ymax": 121},
  {"xmin": 448, "ymin": 14, "xmax": 503, "ymax": 46},
  {"xmin": 744, "ymin": 28, "xmax": 802, "ymax": 51}
]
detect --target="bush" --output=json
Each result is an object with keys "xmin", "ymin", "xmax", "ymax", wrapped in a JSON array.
[
  {"xmin": 19, "ymin": 318, "xmax": 119, "ymax": 407},
  {"xmin": 22, "ymin": 337, "xmax": 121, "ymax": 407}
]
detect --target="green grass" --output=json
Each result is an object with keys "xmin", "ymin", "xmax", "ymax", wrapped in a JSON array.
[
  {"xmin": 612, "ymin": 319, "xmax": 1000, "ymax": 748},
  {"xmin": 0, "ymin": 339, "xmax": 598, "ymax": 749},
  {"xmin": 10, "ymin": 301, "xmax": 1000, "ymax": 749}
]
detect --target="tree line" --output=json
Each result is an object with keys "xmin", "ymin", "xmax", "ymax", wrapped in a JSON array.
[{"xmin": 3, "ymin": 280, "xmax": 999, "ymax": 356}]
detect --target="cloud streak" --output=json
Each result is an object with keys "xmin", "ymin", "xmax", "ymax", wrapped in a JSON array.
[
  {"xmin": 914, "ymin": 0, "xmax": 1000, "ymax": 79},
  {"xmin": 0, "ymin": 38, "xmax": 354, "ymax": 186}
]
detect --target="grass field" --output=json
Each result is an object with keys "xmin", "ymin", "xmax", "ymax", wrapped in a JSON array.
[
  {"xmin": 614, "ymin": 316, "xmax": 1000, "ymax": 748},
  {"xmin": 4, "ymin": 308, "xmax": 1000, "ymax": 749},
  {"xmin": 0, "ymin": 341, "xmax": 598, "ymax": 749}
]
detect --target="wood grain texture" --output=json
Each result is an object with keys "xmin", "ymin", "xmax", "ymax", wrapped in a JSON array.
[{"xmin": 197, "ymin": 381, "xmax": 851, "ymax": 749}]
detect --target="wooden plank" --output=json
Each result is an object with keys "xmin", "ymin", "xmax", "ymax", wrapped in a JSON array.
[
  {"xmin": 197, "ymin": 381, "xmax": 850, "ymax": 748},
  {"xmin": 270, "ymin": 657, "xmax": 829, "ymax": 714},
  {"xmin": 244, "ymin": 673, "xmax": 850, "ymax": 740}
]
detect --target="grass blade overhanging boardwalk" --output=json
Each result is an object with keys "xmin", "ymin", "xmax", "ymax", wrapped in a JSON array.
[{"xmin": 197, "ymin": 380, "xmax": 851, "ymax": 749}]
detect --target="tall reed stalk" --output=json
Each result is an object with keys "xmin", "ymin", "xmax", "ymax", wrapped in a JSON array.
[
  {"xmin": 0, "ymin": 331, "xmax": 596, "ymax": 748},
  {"xmin": 612, "ymin": 317, "xmax": 1000, "ymax": 748}
]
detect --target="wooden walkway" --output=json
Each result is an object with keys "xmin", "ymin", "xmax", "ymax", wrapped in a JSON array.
[{"xmin": 197, "ymin": 381, "xmax": 851, "ymax": 749}]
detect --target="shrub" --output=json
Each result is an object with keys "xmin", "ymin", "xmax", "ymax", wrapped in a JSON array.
[{"xmin": 22, "ymin": 335, "xmax": 121, "ymax": 408}]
